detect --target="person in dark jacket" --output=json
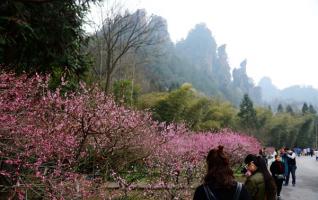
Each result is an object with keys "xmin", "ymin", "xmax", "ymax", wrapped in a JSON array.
[
  {"xmin": 270, "ymin": 155, "xmax": 285, "ymax": 198},
  {"xmin": 193, "ymin": 146, "xmax": 251, "ymax": 200},
  {"xmin": 244, "ymin": 154, "xmax": 276, "ymax": 200},
  {"xmin": 259, "ymin": 148, "xmax": 268, "ymax": 166},
  {"xmin": 285, "ymin": 148, "xmax": 297, "ymax": 186}
]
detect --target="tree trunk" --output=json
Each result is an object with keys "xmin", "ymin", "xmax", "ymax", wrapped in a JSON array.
[
  {"xmin": 104, "ymin": 48, "xmax": 112, "ymax": 94},
  {"xmin": 105, "ymin": 71, "xmax": 112, "ymax": 94}
]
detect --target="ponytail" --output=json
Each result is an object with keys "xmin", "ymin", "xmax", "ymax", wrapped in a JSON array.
[{"xmin": 255, "ymin": 156, "xmax": 277, "ymax": 199}]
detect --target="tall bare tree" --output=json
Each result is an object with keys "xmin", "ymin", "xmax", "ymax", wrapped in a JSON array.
[{"xmin": 88, "ymin": 2, "xmax": 166, "ymax": 93}]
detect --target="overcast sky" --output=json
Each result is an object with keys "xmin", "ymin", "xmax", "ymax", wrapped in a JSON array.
[{"xmin": 87, "ymin": 0, "xmax": 318, "ymax": 89}]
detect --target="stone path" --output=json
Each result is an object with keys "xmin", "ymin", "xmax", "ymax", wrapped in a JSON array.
[{"xmin": 279, "ymin": 156, "xmax": 318, "ymax": 200}]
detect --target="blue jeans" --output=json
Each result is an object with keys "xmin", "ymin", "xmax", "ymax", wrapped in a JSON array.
[{"xmin": 285, "ymin": 165, "xmax": 296, "ymax": 185}]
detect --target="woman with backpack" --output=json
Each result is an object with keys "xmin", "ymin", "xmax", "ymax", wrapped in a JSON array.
[
  {"xmin": 244, "ymin": 154, "xmax": 277, "ymax": 200},
  {"xmin": 193, "ymin": 146, "xmax": 251, "ymax": 200},
  {"xmin": 270, "ymin": 155, "xmax": 285, "ymax": 198}
]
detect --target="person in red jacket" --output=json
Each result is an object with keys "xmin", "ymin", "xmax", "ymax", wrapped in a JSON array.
[{"xmin": 270, "ymin": 155, "xmax": 285, "ymax": 198}]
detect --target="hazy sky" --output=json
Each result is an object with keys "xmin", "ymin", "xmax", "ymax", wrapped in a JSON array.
[{"xmin": 87, "ymin": 0, "xmax": 318, "ymax": 89}]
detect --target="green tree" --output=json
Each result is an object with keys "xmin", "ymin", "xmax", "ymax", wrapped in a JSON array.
[
  {"xmin": 237, "ymin": 94, "xmax": 257, "ymax": 132},
  {"xmin": 302, "ymin": 103, "xmax": 309, "ymax": 115},
  {"xmin": 277, "ymin": 104, "xmax": 284, "ymax": 113},
  {"xmin": 137, "ymin": 92, "xmax": 168, "ymax": 110},
  {"xmin": 0, "ymin": 0, "xmax": 99, "ymax": 82},
  {"xmin": 185, "ymin": 98, "xmax": 236, "ymax": 131},
  {"xmin": 184, "ymin": 98, "xmax": 210, "ymax": 130},
  {"xmin": 253, "ymin": 107, "xmax": 273, "ymax": 143},
  {"xmin": 309, "ymin": 104, "xmax": 317, "ymax": 114},
  {"xmin": 296, "ymin": 116, "xmax": 314, "ymax": 147},
  {"xmin": 112, "ymin": 80, "xmax": 140, "ymax": 106},
  {"xmin": 286, "ymin": 105, "xmax": 294, "ymax": 115},
  {"xmin": 153, "ymin": 83, "xmax": 194, "ymax": 123},
  {"xmin": 255, "ymin": 107, "xmax": 273, "ymax": 129},
  {"xmin": 268, "ymin": 113, "xmax": 301, "ymax": 147}
]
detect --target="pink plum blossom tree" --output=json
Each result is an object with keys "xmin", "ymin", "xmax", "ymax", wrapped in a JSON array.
[
  {"xmin": 0, "ymin": 72, "xmax": 166, "ymax": 198},
  {"xmin": 0, "ymin": 72, "xmax": 261, "ymax": 199}
]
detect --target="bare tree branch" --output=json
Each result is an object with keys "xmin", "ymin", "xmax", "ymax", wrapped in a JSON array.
[{"xmin": 88, "ymin": 3, "xmax": 167, "ymax": 93}]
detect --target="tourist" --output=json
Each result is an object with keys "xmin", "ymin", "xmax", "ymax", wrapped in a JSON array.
[
  {"xmin": 315, "ymin": 149, "xmax": 318, "ymax": 161},
  {"xmin": 284, "ymin": 148, "xmax": 297, "ymax": 186},
  {"xmin": 307, "ymin": 147, "xmax": 311, "ymax": 156},
  {"xmin": 270, "ymin": 155, "xmax": 285, "ymax": 198},
  {"xmin": 303, "ymin": 148, "xmax": 307, "ymax": 156},
  {"xmin": 259, "ymin": 148, "xmax": 268, "ymax": 166},
  {"xmin": 280, "ymin": 148, "xmax": 289, "ymax": 184},
  {"xmin": 244, "ymin": 154, "xmax": 276, "ymax": 200},
  {"xmin": 193, "ymin": 146, "xmax": 251, "ymax": 200},
  {"xmin": 310, "ymin": 148, "xmax": 314, "ymax": 157}
]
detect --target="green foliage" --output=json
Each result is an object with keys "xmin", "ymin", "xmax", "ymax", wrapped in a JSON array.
[
  {"xmin": 113, "ymin": 80, "xmax": 140, "ymax": 106},
  {"xmin": 120, "ymin": 163, "xmax": 149, "ymax": 183},
  {"xmin": 237, "ymin": 94, "xmax": 257, "ymax": 132},
  {"xmin": 286, "ymin": 105, "xmax": 294, "ymax": 115},
  {"xmin": 141, "ymin": 84, "xmax": 235, "ymax": 131},
  {"xmin": 138, "ymin": 84, "xmax": 318, "ymax": 148},
  {"xmin": 261, "ymin": 110, "xmax": 318, "ymax": 148},
  {"xmin": 184, "ymin": 97, "xmax": 236, "ymax": 131},
  {"xmin": 255, "ymin": 107, "xmax": 273, "ymax": 130},
  {"xmin": 277, "ymin": 104, "xmax": 284, "ymax": 113},
  {"xmin": 137, "ymin": 92, "xmax": 168, "ymax": 109},
  {"xmin": 309, "ymin": 104, "xmax": 316, "ymax": 114},
  {"xmin": 267, "ymin": 113, "xmax": 300, "ymax": 147},
  {"xmin": 295, "ymin": 116, "xmax": 314, "ymax": 147},
  {"xmin": 153, "ymin": 83, "xmax": 194, "ymax": 123},
  {"xmin": 0, "ymin": 0, "xmax": 98, "ymax": 83},
  {"xmin": 183, "ymin": 98, "xmax": 211, "ymax": 129},
  {"xmin": 302, "ymin": 103, "xmax": 309, "ymax": 114}
]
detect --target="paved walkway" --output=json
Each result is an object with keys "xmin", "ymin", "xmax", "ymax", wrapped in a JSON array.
[{"xmin": 279, "ymin": 156, "xmax": 318, "ymax": 200}]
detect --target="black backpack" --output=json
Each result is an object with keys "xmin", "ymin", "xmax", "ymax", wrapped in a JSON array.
[{"xmin": 203, "ymin": 182, "xmax": 242, "ymax": 200}]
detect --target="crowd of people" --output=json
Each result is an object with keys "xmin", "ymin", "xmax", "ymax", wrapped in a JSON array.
[
  {"xmin": 193, "ymin": 146, "xmax": 302, "ymax": 200},
  {"xmin": 293, "ymin": 147, "xmax": 318, "ymax": 158},
  {"xmin": 270, "ymin": 147, "xmax": 297, "ymax": 198}
]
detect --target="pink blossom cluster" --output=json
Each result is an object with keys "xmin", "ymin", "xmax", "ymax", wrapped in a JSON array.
[
  {"xmin": 170, "ymin": 129, "xmax": 261, "ymax": 165},
  {"xmin": 0, "ymin": 72, "xmax": 165, "ymax": 198},
  {"xmin": 0, "ymin": 72, "xmax": 261, "ymax": 199},
  {"xmin": 148, "ymin": 127, "xmax": 261, "ymax": 186}
]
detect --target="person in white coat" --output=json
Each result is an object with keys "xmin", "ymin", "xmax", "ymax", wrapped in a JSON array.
[{"xmin": 314, "ymin": 149, "xmax": 318, "ymax": 161}]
